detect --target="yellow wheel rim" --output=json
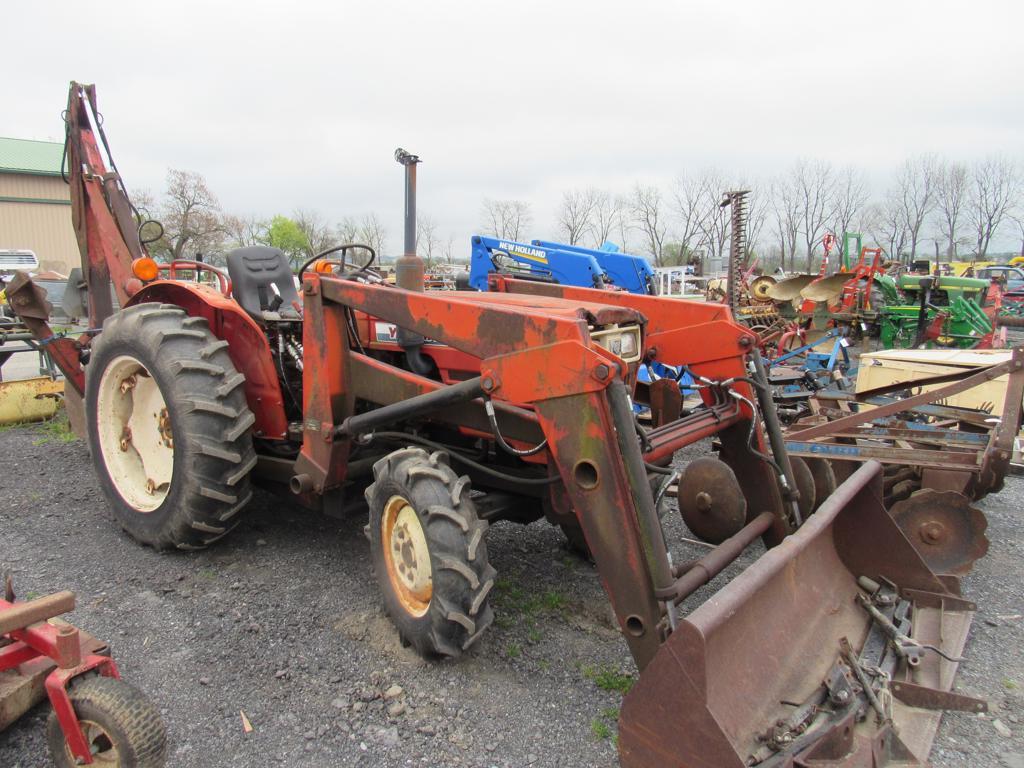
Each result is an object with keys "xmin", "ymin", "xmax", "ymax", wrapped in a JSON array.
[{"xmin": 381, "ymin": 495, "xmax": 432, "ymax": 617}]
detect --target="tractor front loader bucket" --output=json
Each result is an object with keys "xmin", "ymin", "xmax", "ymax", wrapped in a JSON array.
[{"xmin": 620, "ymin": 461, "xmax": 980, "ymax": 768}]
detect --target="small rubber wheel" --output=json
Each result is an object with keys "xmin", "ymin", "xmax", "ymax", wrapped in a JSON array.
[
  {"xmin": 46, "ymin": 675, "xmax": 167, "ymax": 767},
  {"xmin": 86, "ymin": 304, "xmax": 257, "ymax": 549},
  {"xmin": 364, "ymin": 447, "xmax": 496, "ymax": 658}
]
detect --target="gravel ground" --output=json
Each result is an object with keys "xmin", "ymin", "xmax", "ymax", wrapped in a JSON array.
[{"xmin": 1, "ymin": 423, "xmax": 1022, "ymax": 768}]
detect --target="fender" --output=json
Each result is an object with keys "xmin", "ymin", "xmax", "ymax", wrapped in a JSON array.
[{"xmin": 127, "ymin": 280, "xmax": 288, "ymax": 439}]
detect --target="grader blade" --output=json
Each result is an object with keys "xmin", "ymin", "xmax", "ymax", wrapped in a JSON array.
[{"xmin": 620, "ymin": 461, "xmax": 979, "ymax": 768}]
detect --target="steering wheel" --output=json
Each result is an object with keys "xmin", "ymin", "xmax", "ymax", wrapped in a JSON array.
[{"xmin": 298, "ymin": 243, "xmax": 377, "ymax": 280}]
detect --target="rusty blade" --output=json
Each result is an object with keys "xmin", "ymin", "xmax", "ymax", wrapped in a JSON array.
[
  {"xmin": 619, "ymin": 461, "xmax": 971, "ymax": 768},
  {"xmin": 889, "ymin": 490, "xmax": 989, "ymax": 576},
  {"xmin": 676, "ymin": 457, "xmax": 747, "ymax": 544}
]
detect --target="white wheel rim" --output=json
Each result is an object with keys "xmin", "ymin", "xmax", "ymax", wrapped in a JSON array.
[{"xmin": 96, "ymin": 355, "xmax": 174, "ymax": 513}]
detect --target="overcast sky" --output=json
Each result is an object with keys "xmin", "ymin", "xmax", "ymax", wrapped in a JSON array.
[{"xmin": 4, "ymin": 0, "xmax": 1022, "ymax": 254}]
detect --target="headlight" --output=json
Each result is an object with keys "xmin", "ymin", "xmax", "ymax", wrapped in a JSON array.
[{"xmin": 590, "ymin": 324, "xmax": 642, "ymax": 363}]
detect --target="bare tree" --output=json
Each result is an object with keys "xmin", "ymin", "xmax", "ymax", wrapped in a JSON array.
[
  {"xmin": 335, "ymin": 216, "xmax": 361, "ymax": 245},
  {"xmin": 630, "ymin": 184, "xmax": 668, "ymax": 266},
  {"xmin": 892, "ymin": 155, "xmax": 939, "ymax": 261},
  {"xmin": 670, "ymin": 174, "xmax": 713, "ymax": 264},
  {"xmin": 693, "ymin": 173, "xmax": 731, "ymax": 265},
  {"xmin": 769, "ymin": 176, "xmax": 801, "ymax": 272},
  {"xmin": 745, "ymin": 185, "xmax": 769, "ymax": 262},
  {"xmin": 223, "ymin": 214, "xmax": 267, "ymax": 249},
  {"xmin": 481, "ymin": 198, "xmax": 533, "ymax": 242},
  {"xmin": 416, "ymin": 213, "xmax": 441, "ymax": 266},
  {"xmin": 157, "ymin": 169, "xmax": 225, "ymax": 261},
  {"xmin": 968, "ymin": 156, "xmax": 1018, "ymax": 257},
  {"xmin": 830, "ymin": 166, "xmax": 869, "ymax": 241},
  {"xmin": 865, "ymin": 197, "xmax": 908, "ymax": 262},
  {"xmin": 614, "ymin": 194, "xmax": 634, "ymax": 251},
  {"xmin": 130, "ymin": 188, "xmax": 157, "ymax": 220},
  {"xmin": 935, "ymin": 161, "xmax": 968, "ymax": 260},
  {"xmin": 556, "ymin": 188, "xmax": 598, "ymax": 245},
  {"xmin": 793, "ymin": 159, "xmax": 835, "ymax": 272},
  {"xmin": 590, "ymin": 190, "xmax": 622, "ymax": 247},
  {"xmin": 357, "ymin": 213, "xmax": 388, "ymax": 257},
  {"xmin": 293, "ymin": 209, "xmax": 334, "ymax": 255},
  {"xmin": 442, "ymin": 233, "xmax": 458, "ymax": 265}
]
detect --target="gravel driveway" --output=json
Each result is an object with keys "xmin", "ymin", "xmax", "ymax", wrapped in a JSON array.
[{"xmin": 1, "ymin": 424, "xmax": 1022, "ymax": 768}]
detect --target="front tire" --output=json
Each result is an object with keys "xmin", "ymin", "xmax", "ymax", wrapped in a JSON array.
[
  {"xmin": 46, "ymin": 675, "xmax": 167, "ymax": 767},
  {"xmin": 86, "ymin": 304, "xmax": 257, "ymax": 550},
  {"xmin": 365, "ymin": 448, "xmax": 496, "ymax": 658}
]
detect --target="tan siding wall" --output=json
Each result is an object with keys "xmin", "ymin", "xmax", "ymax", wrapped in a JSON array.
[
  {"xmin": 0, "ymin": 174, "xmax": 69, "ymax": 201},
  {"xmin": 0, "ymin": 171, "xmax": 77, "ymax": 275}
]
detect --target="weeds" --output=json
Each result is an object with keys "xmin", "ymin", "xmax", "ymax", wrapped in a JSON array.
[
  {"xmin": 493, "ymin": 579, "xmax": 569, "ymax": 620},
  {"xmin": 583, "ymin": 664, "xmax": 634, "ymax": 694},
  {"xmin": 31, "ymin": 412, "xmax": 76, "ymax": 446},
  {"xmin": 506, "ymin": 643, "xmax": 521, "ymax": 659},
  {"xmin": 591, "ymin": 718, "xmax": 612, "ymax": 740},
  {"xmin": 541, "ymin": 590, "xmax": 567, "ymax": 611},
  {"xmin": 591, "ymin": 704, "xmax": 621, "ymax": 741}
]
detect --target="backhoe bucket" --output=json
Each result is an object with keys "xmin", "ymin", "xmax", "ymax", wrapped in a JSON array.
[{"xmin": 620, "ymin": 461, "xmax": 979, "ymax": 768}]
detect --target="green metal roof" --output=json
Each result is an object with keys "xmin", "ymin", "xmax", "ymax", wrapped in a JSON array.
[{"xmin": 0, "ymin": 137, "xmax": 64, "ymax": 176}]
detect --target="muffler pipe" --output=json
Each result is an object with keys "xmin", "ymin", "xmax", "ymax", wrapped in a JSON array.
[{"xmin": 394, "ymin": 148, "xmax": 432, "ymax": 375}]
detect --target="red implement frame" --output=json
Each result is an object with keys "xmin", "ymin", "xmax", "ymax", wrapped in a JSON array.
[{"xmin": 0, "ymin": 593, "xmax": 119, "ymax": 765}]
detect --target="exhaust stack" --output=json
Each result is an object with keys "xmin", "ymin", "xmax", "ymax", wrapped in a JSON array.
[{"xmin": 393, "ymin": 148, "xmax": 432, "ymax": 374}]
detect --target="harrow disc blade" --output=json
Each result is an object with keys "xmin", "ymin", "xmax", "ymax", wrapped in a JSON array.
[
  {"xmin": 801, "ymin": 273, "xmax": 851, "ymax": 303},
  {"xmin": 767, "ymin": 274, "xmax": 815, "ymax": 301},
  {"xmin": 789, "ymin": 456, "xmax": 816, "ymax": 522},
  {"xmin": 804, "ymin": 457, "xmax": 837, "ymax": 513},
  {"xmin": 676, "ymin": 457, "xmax": 747, "ymax": 544},
  {"xmin": 889, "ymin": 490, "xmax": 989, "ymax": 576}
]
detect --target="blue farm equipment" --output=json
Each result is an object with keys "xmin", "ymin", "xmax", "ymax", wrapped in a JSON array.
[
  {"xmin": 468, "ymin": 235, "xmax": 656, "ymax": 295},
  {"xmin": 530, "ymin": 239, "xmax": 657, "ymax": 295},
  {"xmin": 468, "ymin": 235, "xmax": 607, "ymax": 292}
]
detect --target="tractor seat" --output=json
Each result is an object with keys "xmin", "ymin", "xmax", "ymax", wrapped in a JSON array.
[{"xmin": 226, "ymin": 246, "xmax": 302, "ymax": 322}]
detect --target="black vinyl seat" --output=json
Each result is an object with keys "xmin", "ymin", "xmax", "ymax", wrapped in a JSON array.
[{"xmin": 226, "ymin": 246, "xmax": 301, "ymax": 322}]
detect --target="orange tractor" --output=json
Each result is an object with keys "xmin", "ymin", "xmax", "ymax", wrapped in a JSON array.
[{"xmin": 5, "ymin": 82, "xmax": 991, "ymax": 767}]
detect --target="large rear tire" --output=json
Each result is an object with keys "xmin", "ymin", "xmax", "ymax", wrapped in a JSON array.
[
  {"xmin": 364, "ymin": 448, "xmax": 496, "ymax": 658},
  {"xmin": 86, "ymin": 303, "xmax": 256, "ymax": 550}
]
